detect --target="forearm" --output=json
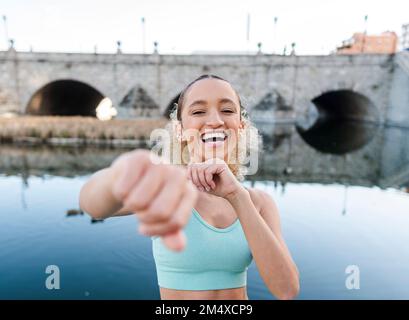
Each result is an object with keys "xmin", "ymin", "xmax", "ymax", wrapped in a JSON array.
[
  {"xmin": 79, "ymin": 167, "xmax": 123, "ymax": 219},
  {"xmin": 227, "ymin": 189, "xmax": 299, "ymax": 299}
]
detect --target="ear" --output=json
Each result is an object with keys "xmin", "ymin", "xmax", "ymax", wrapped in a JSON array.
[{"xmin": 239, "ymin": 120, "xmax": 244, "ymax": 130}]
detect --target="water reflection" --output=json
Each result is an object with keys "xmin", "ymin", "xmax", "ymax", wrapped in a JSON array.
[
  {"xmin": 1, "ymin": 123, "xmax": 408, "ymax": 189},
  {"xmin": 254, "ymin": 122, "xmax": 409, "ymax": 189},
  {"xmin": 296, "ymin": 119, "xmax": 378, "ymax": 154}
]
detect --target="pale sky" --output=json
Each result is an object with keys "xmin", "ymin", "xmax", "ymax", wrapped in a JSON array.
[{"xmin": 1, "ymin": 0, "xmax": 408, "ymax": 55}]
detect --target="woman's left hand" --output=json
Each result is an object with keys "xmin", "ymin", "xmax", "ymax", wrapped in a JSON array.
[{"xmin": 187, "ymin": 158, "xmax": 245, "ymax": 200}]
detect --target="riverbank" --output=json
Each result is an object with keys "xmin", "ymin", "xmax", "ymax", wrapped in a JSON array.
[{"xmin": 0, "ymin": 116, "xmax": 168, "ymax": 147}]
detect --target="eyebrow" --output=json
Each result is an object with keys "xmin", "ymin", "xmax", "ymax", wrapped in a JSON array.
[
  {"xmin": 188, "ymin": 98, "xmax": 237, "ymax": 109},
  {"xmin": 188, "ymin": 100, "xmax": 207, "ymax": 108}
]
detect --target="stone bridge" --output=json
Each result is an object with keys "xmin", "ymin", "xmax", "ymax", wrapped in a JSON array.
[{"xmin": 1, "ymin": 50, "xmax": 409, "ymax": 127}]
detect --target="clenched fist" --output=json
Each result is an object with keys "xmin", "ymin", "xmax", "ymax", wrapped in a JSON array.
[
  {"xmin": 110, "ymin": 150, "xmax": 198, "ymax": 251},
  {"xmin": 187, "ymin": 158, "xmax": 244, "ymax": 200}
]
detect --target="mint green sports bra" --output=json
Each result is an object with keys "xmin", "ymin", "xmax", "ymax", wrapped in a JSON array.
[{"xmin": 151, "ymin": 208, "xmax": 253, "ymax": 291}]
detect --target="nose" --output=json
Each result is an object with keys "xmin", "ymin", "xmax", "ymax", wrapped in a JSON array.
[{"xmin": 205, "ymin": 109, "xmax": 224, "ymax": 127}]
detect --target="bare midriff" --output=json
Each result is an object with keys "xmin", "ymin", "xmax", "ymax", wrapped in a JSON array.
[{"xmin": 159, "ymin": 286, "xmax": 248, "ymax": 300}]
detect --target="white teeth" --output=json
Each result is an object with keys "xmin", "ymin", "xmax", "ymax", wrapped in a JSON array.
[
  {"xmin": 201, "ymin": 132, "xmax": 227, "ymax": 143},
  {"xmin": 202, "ymin": 132, "xmax": 226, "ymax": 141}
]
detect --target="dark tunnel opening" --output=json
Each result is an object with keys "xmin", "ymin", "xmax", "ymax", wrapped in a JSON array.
[
  {"xmin": 312, "ymin": 90, "xmax": 379, "ymax": 122},
  {"xmin": 26, "ymin": 80, "xmax": 105, "ymax": 116},
  {"xmin": 296, "ymin": 90, "xmax": 380, "ymax": 154},
  {"xmin": 296, "ymin": 118, "xmax": 379, "ymax": 154},
  {"xmin": 164, "ymin": 94, "xmax": 180, "ymax": 119}
]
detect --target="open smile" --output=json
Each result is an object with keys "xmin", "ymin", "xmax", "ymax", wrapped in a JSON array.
[{"xmin": 200, "ymin": 131, "xmax": 228, "ymax": 144}]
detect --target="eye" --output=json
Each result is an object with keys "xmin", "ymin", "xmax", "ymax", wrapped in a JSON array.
[
  {"xmin": 192, "ymin": 111, "xmax": 205, "ymax": 115},
  {"xmin": 222, "ymin": 109, "xmax": 234, "ymax": 113}
]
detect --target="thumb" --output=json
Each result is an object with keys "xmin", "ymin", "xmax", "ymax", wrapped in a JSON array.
[{"xmin": 161, "ymin": 229, "xmax": 186, "ymax": 252}]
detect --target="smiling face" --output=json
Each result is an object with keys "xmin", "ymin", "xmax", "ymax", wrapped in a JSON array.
[{"xmin": 179, "ymin": 78, "xmax": 243, "ymax": 163}]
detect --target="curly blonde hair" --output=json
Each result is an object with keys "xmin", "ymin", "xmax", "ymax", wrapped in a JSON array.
[{"xmin": 155, "ymin": 75, "xmax": 261, "ymax": 181}]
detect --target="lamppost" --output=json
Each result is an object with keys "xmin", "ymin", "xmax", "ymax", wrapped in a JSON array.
[
  {"xmin": 141, "ymin": 17, "xmax": 146, "ymax": 54},
  {"xmin": 273, "ymin": 16, "xmax": 278, "ymax": 54},
  {"xmin": 290, "ymin": 42, "xmax": 296, "ymax": 55},
  {"xmin": 257, "ymin": 42, "xmax": 262, "ymax": 55},
  {"xmin": 2, "ymin": 15, "xmax": 9, "ymax": 48}
]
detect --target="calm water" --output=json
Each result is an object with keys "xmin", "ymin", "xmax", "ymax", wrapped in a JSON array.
[{"xmin": 1, "ymin": 121, "xmax": 409, "ymax": 299}]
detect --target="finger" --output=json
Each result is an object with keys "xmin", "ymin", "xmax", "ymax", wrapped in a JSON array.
[
  {"xmin": 122, "ymin": 164, "xmax": 165, "ymax": 212},
  {"xmin": 161, "ymin": 229, "xmax": 187, "ymax": 252},
  {"xmin": 190, "ymin": 165, "xmax": 204, "ymax": 192},
  {"xmin": 135, "ymin": 168, "xmax": 188, "ymax": 224},
  {"xmin": 111, "ymin": 150, "xmax": 151, "ymax": 201},
  {"xmin": 197, "ymin": 164, "xmax": 211, "ymax": 191},
  {"xmin": 138, "ymin": 181, "xmax": 197, "ymax": 236},
  {"xmin": 204, "ymin": 166, "xmax": 216, "ymax": 189}
]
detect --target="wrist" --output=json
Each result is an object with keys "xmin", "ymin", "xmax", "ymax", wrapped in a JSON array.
[{"xmin": 225, "ymin": 186, "xmax": 249, "ymax": 204}]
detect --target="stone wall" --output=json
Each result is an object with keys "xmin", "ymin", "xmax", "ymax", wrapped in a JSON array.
[{"xmin": 0, "ymin": 50, "xmax": 408, "ymax": 126}]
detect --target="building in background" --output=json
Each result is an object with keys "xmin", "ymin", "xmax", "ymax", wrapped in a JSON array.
[
  {"xmin": 402, "ymin": 23, "xmax": 409, "ymax": 51},
  {"xmin": 336, "ymin": 31, "xmax": 398, "ymax": 54}
]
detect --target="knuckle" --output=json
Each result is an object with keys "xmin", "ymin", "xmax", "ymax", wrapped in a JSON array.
[
  {"xmin": 170, "ymin": 215, "xmax": 184, "ymax": 229},
  {"xmin": 112, "ymin": 185, "xmax": 127, "ymax": 201},
  {"xmin": 131, "ymin": 149, "xmax": 149, "ymax": 161},
  {"xmin": 124, "ymin": 197, "xmax": 142, "ymax": 210},
  {"xmin": 112, "ymin": 152, "xmax": 130, "ymax": 166},
  {"xmin": 158, "ymin": 227, "xmax": 171, "ymax": 235},
  {"xmin": 149, "ymin": 205, "xmax": 169, "ymax": 221},
  {"xmin": 134, "ymin": 211, "xmax": 145, "ymax": 221}
]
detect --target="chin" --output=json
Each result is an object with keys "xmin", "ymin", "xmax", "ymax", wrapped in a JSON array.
[
  {"xmin": 191, "ymin": 136, "xmax": 237, "ymax": 164},
  {"xmin": 200, "ymin": 148, "xmax": 232, "ymax": 163}
]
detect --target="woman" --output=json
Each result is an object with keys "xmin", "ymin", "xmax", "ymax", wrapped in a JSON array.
[{"xmin": 79, "ymin": 75, "xmax": 299, "ymax": 300}]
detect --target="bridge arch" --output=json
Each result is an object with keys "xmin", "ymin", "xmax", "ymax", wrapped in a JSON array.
[
  {"xmin": 296, "ymin": 89, "xmax": 380, "ymax": 154},
  {"xmin": 311, "ymin": 89, "xmax": 380, "ymax": 122},
  {"xmin": 26, "ymin": 79, "xmax": 106, "ymax": 116}
]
